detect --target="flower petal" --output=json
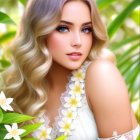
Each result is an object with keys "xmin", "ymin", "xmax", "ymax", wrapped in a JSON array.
[
  {"xmin": 14, "ymin": 135, "xmax": 21, "ymax": 140},
  {"xmin": 6, "ymin": 98, "xmax": 13, "ymax": 104},
  {"xmin": 4, "ymin": 125, "xmax": 12, "ymax": 132},
  {"xmin": 1, "ymin": 105, "xmax": 7, "ymax": 111},
  {"xmin": 58, "ymin": 121, "xmax": 64, "ymax": 127},
  {"xmin": 0, "ymin": 91, "xmax": 6, "ymax": 99},
  {"xmin": 47, "ymin": 127, "xmax": 52, "ymax": 134},
  {"xmin": 4, "ymin": 133, "xmax": 12, "ymax": 139},
  {"xmin": 6, "ymin": 104, "xmax": 14, "ymax": 111},
  {"xmin": 12, "ymin": 123, "xmax": 18, "ymax": 129},
  {"xmin": 18, "ymin": 129, "xmax": 26, "ymax": 135}
]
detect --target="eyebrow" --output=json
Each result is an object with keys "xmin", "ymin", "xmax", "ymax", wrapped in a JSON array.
[{"xmin": 60, "ymin": 20, "xmax": 92, "ymax": 26}]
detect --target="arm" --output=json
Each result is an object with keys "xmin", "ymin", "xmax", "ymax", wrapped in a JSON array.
[{"xmin": 85, "ymin": 59, "xmax": 138, "ymax": 138}]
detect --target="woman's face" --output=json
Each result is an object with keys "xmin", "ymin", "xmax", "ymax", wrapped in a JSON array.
[{"xmin": 46, "ymin": 1, "xmax": 93, "ymax": 70}]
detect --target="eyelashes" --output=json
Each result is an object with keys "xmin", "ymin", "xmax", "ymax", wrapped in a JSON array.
[
  {"xmin": 82, "ymin": 27, "xmax": 93, "ymax": 34},
  {"xmin": 56, "ymin": 25, "xmax": 69, "ymax": 33},
  {"xmin": 56, "ymin": 25, "xmax": 93, "ymax": 34}
]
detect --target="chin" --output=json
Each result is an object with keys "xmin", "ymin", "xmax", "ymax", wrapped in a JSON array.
[{"xmin": 65, "ymin": 61, "xmax": 84, "ymax": 70}]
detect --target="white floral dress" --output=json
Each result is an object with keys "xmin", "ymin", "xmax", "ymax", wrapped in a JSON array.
[{"xmin": 32, "ymin": 61, "xmax": 139, "ymax": 140}]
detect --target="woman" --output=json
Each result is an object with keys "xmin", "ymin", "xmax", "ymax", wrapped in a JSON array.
[{"xmin": 2, "ymin": 0, "xmax": 139, "ymax": 139}]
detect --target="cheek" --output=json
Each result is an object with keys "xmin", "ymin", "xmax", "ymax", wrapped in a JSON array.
[
  {"xmin": 84, "ymin": 35, "xmax": 93, "ymax": 50},
  {"xmin": 88, "ymin": 35, "xmax": 93, "ymax": 46},
  {"xmin": 46, "ymin": 33, "xmax": 66, "ymax": 52}
]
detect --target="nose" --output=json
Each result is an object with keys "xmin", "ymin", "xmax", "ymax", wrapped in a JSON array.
[{"xmin": 71, "ymin": 31, "xmax": 82, "ymax": 47}]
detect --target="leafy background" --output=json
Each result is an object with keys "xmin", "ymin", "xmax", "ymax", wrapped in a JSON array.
[{"xmin": 0, "ymin": 0, "xmax": 140, "ymax": 123}]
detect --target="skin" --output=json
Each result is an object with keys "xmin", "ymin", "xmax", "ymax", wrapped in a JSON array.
[{"xmin": 45, "ymin": 0, "xmax": 138, "ymax": 138}]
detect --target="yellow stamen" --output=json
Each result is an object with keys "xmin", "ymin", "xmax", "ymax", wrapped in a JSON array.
[
  {"xmin": 0, "ymin": 99, "xmax": 6, "ymax": 106},
  {"xmin": 74, "ymin": 85, "xmax": 81, "ymax": 93},
  {"xmin": 64, "ymin": 123, "xmax": 70, "ymax": 130},
  {"xmin": 70, "ymin": 99, "xmax": 78, "ymax": 106},
  {"xmin": 10, "ymin": 130, "xmax": 19, "ymax": 136},
  {"xmin": 76, "ymin": 72, "xmax": 83, "ymax": 79},
  {"xmin": 40, "ymin": 130, "xmax": 48, "ymax": 138},
  {"xmin": 67, "ymin": 112, "xmax": 73, "ymax": 118}
]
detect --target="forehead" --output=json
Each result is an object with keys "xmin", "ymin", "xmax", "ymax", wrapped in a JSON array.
[{"xmin": 61, "ymin": 1, "xmax": 91, "ymax": 22}]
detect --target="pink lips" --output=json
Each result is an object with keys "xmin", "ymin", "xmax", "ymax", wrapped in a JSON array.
[{"xmin": 66, "ymin": 52, "xmax": 82, "ymax": 60}]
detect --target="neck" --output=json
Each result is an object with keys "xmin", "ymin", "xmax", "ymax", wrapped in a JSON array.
[{"xmin": 47, "ymin": 62, "xmax": 72, "ymax": 91}]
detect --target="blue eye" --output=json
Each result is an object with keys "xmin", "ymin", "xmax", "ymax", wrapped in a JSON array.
[
  {"xmin": 56, "ymin": 26, "xmax": 69, "ymax": 32},
  {"xmin": 82, "ymin": 27, "xmax": 93, "ymax": 34}
]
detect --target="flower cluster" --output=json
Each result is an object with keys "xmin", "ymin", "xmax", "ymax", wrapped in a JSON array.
[
  {"xmin": 0, "ymin": 91, "xmax": 41, "ymax": 140},
  {"xmin": 58, "ymin": 68, "xmax": 86, "ymax": 136},
  {"xmin": 0, "ymin": 91, "xmax": 25, "ymax": 140}
]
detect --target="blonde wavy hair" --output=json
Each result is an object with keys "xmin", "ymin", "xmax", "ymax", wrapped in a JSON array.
[{"xmin": 2, "ymin": 0, "xmax": 116, "ymax": 117}]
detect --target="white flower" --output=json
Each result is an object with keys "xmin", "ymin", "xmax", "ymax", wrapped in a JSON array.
[
  {"xmin": 61, "ymin": 109, "xmax": 77, "ymax": 120},
  {"xmin": 0, "ymin": 91, "xmax": 13, "ymax": 111},
  {"xmin": 4, "ymin": 123, "xmax": 25, "ymax": 140},
  {"xmin": 71, "ymin": 69, "xmax": 85, "ymax": 82},
  {"xmin": 38, "ymin": 126, "xmax": 52, "ymax": 140},
  {"xmin": 32, "ymin": 116, "xmax": 53, "ymax": 140},
  {"xmin": 58, "ymin": 118, "xmax": 74, "ymax": 135},
  {"xmin": 64, "ymin": 95, "xmax": 82, "ymax": 110},
  {"xmin": 69, "ymin": 82, "xmax": 84, "ymax": 96}
]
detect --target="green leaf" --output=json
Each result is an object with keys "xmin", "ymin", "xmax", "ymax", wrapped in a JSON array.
[
  {"xmin": 131, "ymin": 9, "xmax": 140, "ymax": 25},
  {"xmin": 0, "ymin": 108, "xmax": 3, "ymax": 123},
  {"xmin": 0, "ymin": 59, "xmax": 11, "ymax": 68},
  {"xmin": 19, "ymin": 0, "xmax": 27, "ymax": 6},
  {"xmin": 108, "ymin": 0, "xmax": 140, "ymax": 38},
  {"xmin": 0, "ymin": 31, "xmax": 16, "ymax": 44},
  {"xmin": 55, "ymin": 135, "xmax": 68, "ymax": 140},
  {"xmin": 0, "ymin": 11, "xmax": 16, "ymax": 25},
  {"xmin": 127, "ymin": 63, "xmax": 139, "ymax": 91},
  {"xmin": 96, "ymin": 0, "xmax": 116, "ymax": 10},
  {"xmin": 0, "ymin": 124, "xmax": 7, "ymax": 140},
  {"xmin": 117, "ymin": 43, "xmax": 139, "ymax": 62},
  {"xmin": 118, "ymin": 51, "xmax": 139, "ymax": 69},
  {"xmin": 0, "ymin": 58, "xmax": 11, "ymax": 72},
  {"xmin": 1, "ymin": 113, "xmax": 34, "ymax": 124},
  {"xmin": 21, "ymin": 123, "xmax": 42, "ymax": 137},
  {"xmin": 110, "ymin": 35, "xmax": 140, "ymax": 51},
  {"xmin": 136, "ymin": 133, "xmax": 140, "ymax": 140},
  {"xmin": 22, "ymin": 138, "xmax": 38, "ymax": 140}
]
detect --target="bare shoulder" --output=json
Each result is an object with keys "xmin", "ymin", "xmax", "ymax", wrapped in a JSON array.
[
  {"xmin": 85, "ymin": 59, "xmax": 138, "ymax": 138},
  {"xmin": 87, "ymin": 59, "xmax": 120, "ymax": 76},
  {"xmin": 86, "ymin": 59, "xmax": 129, "ymax": 107},
  {"xmin": 86, "ymin": 59, "xmax": 127, "ymax": 93}
]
